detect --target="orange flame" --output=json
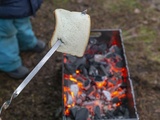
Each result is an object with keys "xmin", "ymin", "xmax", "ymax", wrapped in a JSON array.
[
  {"xmin": 63, "ymin": 57, "xmax": 67, "ymax": 63},
  {"xmin": 95, "ymin": 80, "xmax": 107, "ymax": 89},
  {"xmin": 76, "ymin": 70, "xmax": 80, "ymax": 74}
]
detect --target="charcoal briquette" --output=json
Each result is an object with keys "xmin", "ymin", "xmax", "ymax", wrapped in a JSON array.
[
  {"xmin": 70, "ymin": 107, "xmax": 79, "ymax": 118},
  {"xmin": 102, "ymin": 90, "xmax": 111, "ymax": 101},
  {"xmin": 106, "ymin": 52, "xmax": 114, "ymax": 58},
  {"xmin": 86, "ymin": 86, "xmax": 95, "ymax": 95},
  {"xmin": 70, "ymin": 84, "xmax": 79, "ymax": 97},
  {"xmin": 65, "ymin": 55, "xmax": 77, "ymax": 63},
  {"xmin": 82, "ymin": 67, "xmax": 88, "ymax": 76},
  {"xmin": 89, "ymin": 65, "xmax": 99, "ymax": 76},
  {"xmin": 112, "ymin": 97, "xmax": 120, "ymax": 104},
  {"xmin": 64, "ymin": 63, "xmax": 77, "ymax": 74},
  {"xmin": 66, "ymin": 92, "xmax": 73, "ymax": 105},
  {"xmin": 100, "ymin": 64, "xmax": 110, "ymax": 76},
  {"xmin": 105, "ymin": 110, "xmax": 116, "ymax": 119},
  {"xmin": 75, "ymin": 57, "xmax": 86, "ymax": 69},
  {"xmin": 120, "ymin": 82, "xmax": 127, "ymax": 88},
  {"xmin": 109, "ymin": 45, "xmax": 122, "ymax": 55},
  {"xmin": 89, "ymin": 38, "xmax": 97, "ymax": 44},
  {"xmin": 94, "ymin": 106, "xmax": 102, "ymax": 120},
  {"xmin": 83, "ymin": 79, "xmax": 91, "ymax": 90},
  {"xmin": 116, "ymin": 61, "xmax": 124, "ymax": 68},
  {"xmin": 75, "ymin": 108, "xmax": 89, "ymax": 120},
  {"xmin": 76, "ymin": 99, "xmax": 83, "ymax": 105},
  {"xmin": 124, "ymin": 108, "xmax": 130, "ymax": 118},
  {"xmin": 99, "ymin": 44, "xmax": 107, "ymax": 53},
  {"xmin": 64, "ymin": 79, "xmax": 75, "ymax": 87},
  {"xmin": 95, "ymin": 76, "xmax": 103, "ymax": 82}
]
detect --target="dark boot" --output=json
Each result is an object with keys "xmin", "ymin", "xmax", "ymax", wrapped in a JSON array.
[
  {"xmin": 7, "ymin": 66, "xmax": 29, "ymax": 79},
  {"xmin": 31, "ymin": 40, "xmax": 46, "ymax": 53}
]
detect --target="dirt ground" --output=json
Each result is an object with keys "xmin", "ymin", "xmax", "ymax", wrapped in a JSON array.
[{"xmin": 0, "ymin": 0, "xmax": 160, "ymax": 120}]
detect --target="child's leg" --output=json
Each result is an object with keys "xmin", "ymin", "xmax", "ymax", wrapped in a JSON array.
[
  {"xmin": 14, "ymin": 17, "xmax": 38, "ymax": 51},
  {"xmin": 0, "ymin": 19, "xmax": 22, "ymax": 72}
]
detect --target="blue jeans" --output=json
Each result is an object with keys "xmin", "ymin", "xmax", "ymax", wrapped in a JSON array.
[{"xmin": 0, "ymin": 17, "xmax": 37, "ymax": 72}]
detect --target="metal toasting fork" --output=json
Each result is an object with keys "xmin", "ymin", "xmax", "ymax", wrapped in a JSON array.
[
  {"xmin": 0, "ymin": 39, "xmax": 62, "ymax": 115},
  {"xmin": 0, "ymin": 9, "xmax": 88, "ymax": 115}
]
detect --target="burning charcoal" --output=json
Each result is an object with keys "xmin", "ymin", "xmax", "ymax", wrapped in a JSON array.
[
  {"xmin": 97, "ymin": 89, "xmax": 101, "ymax": 93},
  {"xmin": 89, "ymin": 65, "xmax": 99, "ymax": 76},
  {"xmin": 76, "ymin": 76, "xmax": 85, "ymax": 83},
  {"xmin": 106, "ymin": 52, "xmax": 114, "ymax": 58},
  {"xmin": 102, "ymin": 90, "xmax": 111, "ymax": 101},
  {"xmin": 85, "ymin": 53, "xmax": 94, "ymax": 60},
  {"xmin": 86, "ymin": 86, "xmax": 96, "ymax": 96},
  {"xmin": 118, "ymin": 106, "xmax": 127, "ymax": 114},
  {"xmin": 90, "ymin": 44, "xmax": 103, "ymax": 54},
  {"xmin": 89, "ymin": 38, "xmax": 97, "ymax": 44},
  {"xmin": 124, "ymin": 108, "xmax": 130, "ymax": 118},
  {"xmin": 65, "ymin": 55, "xmax": 77, "ymax": 63},
  {"xmin": 64, "ymin": 63, "xmax": 77, "ymax": 74},
  {"xmin": 115, "ymin": 54, "xmax": 122, "ymax": 62},
  {"xmin": 112, "ymin": 72, "xmax": 122, "ymax": 80},
  {"xmin": 69, "ymin": 107, "xmax": 79, "ymax": 118},
  {"xmin": 94, "ymin": 76, "xmax": 107, "ymax": 88},
  {"xmin": 112, "ymin": 97, "xmax": 120, "ymax": 104},
  {"xmin": 100, "ymin": 64, "xmax": 111, "ymax": 77},
  {"xmin": 106, "ymin": 52, "xmax": 122, "ymax": 66},
  {"xmin": 94, "ymin": 54, "xmax": 105, "ymax": 63},
  {"xmin": 87, "ymin": 95, "xmax": 96, "ymax": 100},
  {"xmin": 112, "ymin": 107, "xmax": 121, "ymax": 118},
  {"xmin": 105, "ymin": 110, "xmax": 116, "ymax": 119},
  {"xmin": 64, "ymin": 56, "xmax": 86, "ymax": 74},
  {"xmin": 70, "ymin": 84, "xmax": 79, "ymax": 97},
  {"xmin": 80, "ymin": 93, "xmax": 86, "ymax": 101},
  {"xmin": 64, "ymin": 79, "xmax": 76, "ymax": 87},
  {"xmin": 95, "ymin": 76, "xmax": 103, "ymax": 82},
  {"xmin": 94, "ymin": 106, "xmax": 102, "ymax": 120},
  {"xmin": 120, "ymin": 82, "xmax": 127, "ymax": 88},
  {"xmin": 64, "ymin": 56, "xmax": 78, "ymax": 73},
  {"xmin": 83, "ymin": 79, "xmax": 91, "ymax": 90},
  {"xmin": 112, "ymin": 106, "xmax": 129, "ymax": 119},
  {"xmin": 75, "ymin": 108, "xmax": 89, "ymax": 120},
  {"xmin": 103, "ymin": 106, "xmax": 109, "ymax": 113},
  {"xmin": 83, "ymin": 100, "xmax": 100, "ymax": 107},
  {"xmin": 121, "ymin": 97, "xmax": 127, "ymax": 104},
  {"xmin": 95, "ymin": 92, "xmax": 101, "ymax": 99},
  {"xmin": 107, "ymin": 83, "xmax": 121, "ymax": 93},
  {"xmin": 115, "ymin": 61, "xmax": 124, "ymax": 68},
  {"xmin": 109, "ymin": 45, "xmax": 122, "ymax": 55},
  {"xmin": 82, "ymin": 100, "xmax": 102, "ymax": 116},
  {"xmin": 98, "ymin": 44, "xmax": 107, "ymax": 53},
  {"xmin": 76, "ymin": 99, "xmax": 83, "ymax": 105},
  {"xmin": 67, "ymin": 92, "xmax": 74, "ymax": 105},
  {"xmin": 108, "ymin": 79, "xmax": 117, "ymax": 86},
  {"xmin": 101, "ymin": 114, "xmax": 107, "ymax": 119},
  {"xmin": 75, "ymin": 57, "xmax": 86, "ymax": 69},
  {"xmin": 120, "ymin": 89, "xmax": 126, "ymax": 95},
  {"xmin": 79, "ymin": 65, "xmax": 88, "ymax": 76}
]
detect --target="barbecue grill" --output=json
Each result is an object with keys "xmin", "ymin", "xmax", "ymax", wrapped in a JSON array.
[{"xmin": 62, "ymin": 29, "xmax": 139, "ymax": 120}]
